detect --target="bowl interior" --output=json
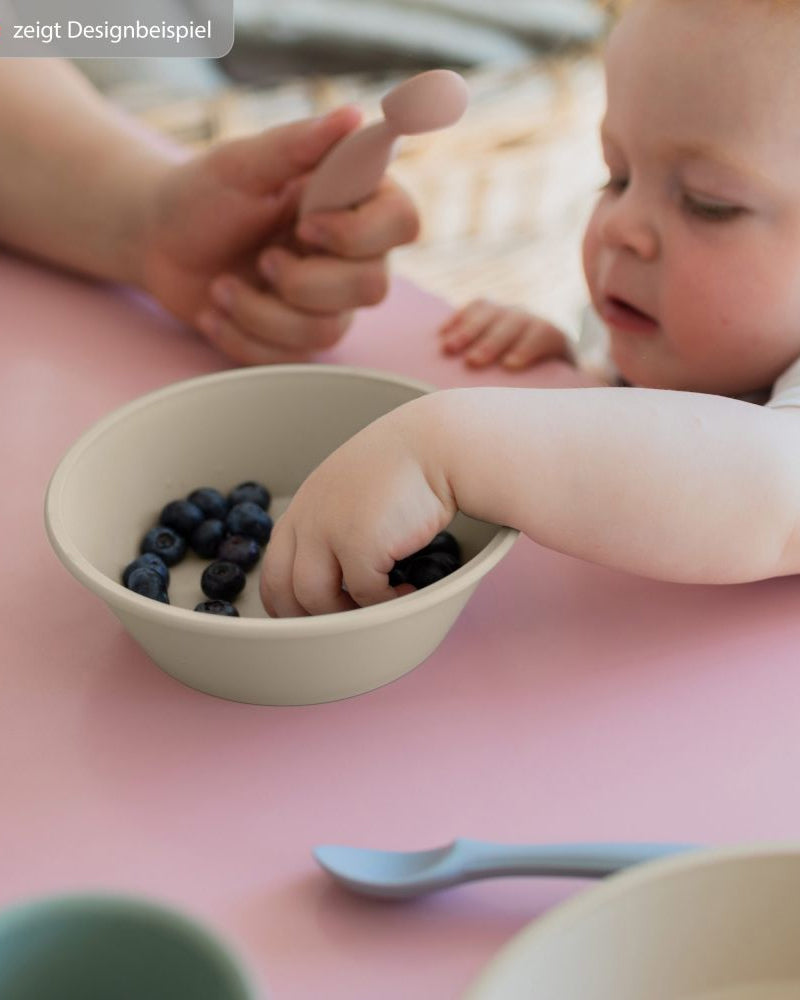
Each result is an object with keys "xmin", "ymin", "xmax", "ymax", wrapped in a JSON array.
[{"xmin": 49, "ymin": 367, "xmax": 505, "ymax": 617}]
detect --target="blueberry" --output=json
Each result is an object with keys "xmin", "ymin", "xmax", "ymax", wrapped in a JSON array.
[
  {"xmin": 159, "ymin": 499, "xmax": 204, "ymax": 539},
  {"xmin": 140, "ymin": 526, "xmax": 187, "ymax": 566},
  {"xmin": 228, "ymin": 481, "xmax": 271, "ymax": 511},
  {"xmin": 400, "ymin": 551, "xmax": 460, "ymax": 590},
  {"xmin": 187, "ymin": 487, "xmax": 229, "ymax": 521},
  {"xmin": 190, "ymin": 518, "xmax": 226, "ymax": 558},
  {"xmin": 390, "ymin": 531, "xmax": 462, "ymax": 587},
  {"xmin": 126, "ymin": 566, "xmax": 169, "ymax": 603},
  {"xmin": 225, "ymin": 502, "xmax": 273, "ymax": 545},
  {"xmin": 416, "ymin": 530, "xmax": 461, "ymax": 563},
  {"xmin": 218, "ymin": 534, "xmax": 261, "ymax": 572},
  {"xmin": 201, "ymin": 560, "xmax": 246, "ymax": 601},
  {"xmin": 194, "ymin": 600, "xmax": 239, "ymax": 617},
  {"xmin": 122, "ymin": 552, "xmax": 170, "ymax": 588}
]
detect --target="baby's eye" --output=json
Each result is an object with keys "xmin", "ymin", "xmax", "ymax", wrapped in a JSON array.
[{"xmin": 682, "ymin": 192, "xmax": 746, "ymax": 222}]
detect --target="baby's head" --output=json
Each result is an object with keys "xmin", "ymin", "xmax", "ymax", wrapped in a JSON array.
[{"xmin": 582, "ymin": 0, "xmax": 800, "ymax": 394}]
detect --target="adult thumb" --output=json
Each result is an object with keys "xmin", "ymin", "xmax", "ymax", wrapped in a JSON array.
[{"xmin": 212, "ymin": 105, "xmax": 363, "ymax": 196}]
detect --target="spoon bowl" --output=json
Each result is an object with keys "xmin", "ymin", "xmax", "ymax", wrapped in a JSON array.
[
  {"xmin": 381, "ymin": 69, "xmax": 470, "ymax": 134},
  {"xmin": 299, "ymin": 68, "xmax": 468, "ymax": 216}
]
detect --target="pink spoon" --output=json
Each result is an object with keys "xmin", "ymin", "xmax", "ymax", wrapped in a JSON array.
[{"xmin": 299, "ymin": 69, "xmax": 469, "ymax": 217}]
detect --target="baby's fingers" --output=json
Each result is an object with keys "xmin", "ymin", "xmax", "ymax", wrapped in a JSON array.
[
  {"xmin": 260, "ymin": 522, "xmax": 308, "ymax": 618},
  {"xmin": 463, "ymin": 308, "xmax": 529, "ymax": 368},
  {"xmin": 439, "ymin": 299, "xmax": 499, "ymax": 354},
  {"xmin": 500, "ymin": 319, "xmax": 572, "ymax": 370},
  {"xmin": 291, "ymin": 543, "xmax": 357, "ymax": 617},
  {"xmin": 261, "ymin": 524, "xmax": 398, "ymax": 617},
  {"xmin": 340, "ymin": 549, "xmax": 399, "ymax": 610}
]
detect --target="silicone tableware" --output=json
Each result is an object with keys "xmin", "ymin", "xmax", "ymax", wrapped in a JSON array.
[
  {"xmin": 45, "ymin": 366, "xmax": 517, "ymax": 706},
  {"xmin": 464, "ymin": 843, "xmax": 800, "ymax": 999},
  {"xmin": 313, "ymin": 839, "xmax": 697, "ymax": 899},
  {"xmin": 0, "ymin": 893, "xmax": 257, "ymax": 1000},
  {"xmin": 299, "ymin": 69, "xmax": 469, "ymax": 216}
]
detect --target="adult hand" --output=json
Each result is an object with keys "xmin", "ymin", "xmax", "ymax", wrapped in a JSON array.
[{"xmin": 142, "ymin": 106, "xmax": 420, "ymax": 364}]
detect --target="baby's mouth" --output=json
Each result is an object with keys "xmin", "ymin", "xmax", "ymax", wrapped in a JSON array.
[{"xmin": 599, "ymin": 295, "xmax": 659, "ymax": 334}]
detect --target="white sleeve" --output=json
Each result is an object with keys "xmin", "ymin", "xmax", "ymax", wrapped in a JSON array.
[{"xmin": 767, "ymin": 356, "xmax": 800, "ymax": 409}]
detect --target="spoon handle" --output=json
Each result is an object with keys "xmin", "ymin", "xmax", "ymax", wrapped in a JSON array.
[
  {"xmin": 453, "ymin": 840, "xmax": 695, "ymax": 879},
  {"xmin": 299, "ymin": 120, "xmax": 397, "ymax": 217}
]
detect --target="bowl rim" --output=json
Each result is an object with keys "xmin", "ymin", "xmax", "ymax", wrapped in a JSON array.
[
  {"xmin": 45, "ymin": 363, "xmax": 519, "ymax": 637},
  {"xmin": 466, "ymin": 840, "xmax": 800, "ymax": 996}
]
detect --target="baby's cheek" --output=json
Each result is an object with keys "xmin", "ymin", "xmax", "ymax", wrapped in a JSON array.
[{"xmin": 665, "ymin": 255, "xmax": 750, "ymax": 348}]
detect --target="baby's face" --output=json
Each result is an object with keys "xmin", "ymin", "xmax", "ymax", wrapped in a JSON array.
[{"xmin": 582, "ymin": 0, "xmax": 800, "ymax": 394}]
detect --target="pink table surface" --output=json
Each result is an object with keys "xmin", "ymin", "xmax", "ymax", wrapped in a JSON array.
[{"xmin": 4, "ymin": 250, "xmax": 800, "ymax": 998}]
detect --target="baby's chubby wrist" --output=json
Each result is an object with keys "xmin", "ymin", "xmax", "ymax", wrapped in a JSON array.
[
  {"xmin": 385, "ymin": 389, "xmax": 463, "ymax": 512},
  {"xmin": 417, "ymin": 386, "xmax": 532, "ymax": 528},
  {"xmin": 404, "ymin": 388, "xmax": 484, "ymax": 513}
]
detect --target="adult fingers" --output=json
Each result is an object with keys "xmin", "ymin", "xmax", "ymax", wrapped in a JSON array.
[
  {"xmin": 196, "ymin": 306, "xmax": 339, "ymax": 365},
  {"xmin": 295, "ymin": 178, "xmax": 420, "ymax": 259},
  {"xmin": 208, "ymin": 106, "xmax": 362, "ymax": 197},
  {"xmin": 256, "ymin": 248, "xmax": 389, "ymax": 313},
  {"xmin": 201, "ymin": 280, "xmax": 353, "ymax": 355}
]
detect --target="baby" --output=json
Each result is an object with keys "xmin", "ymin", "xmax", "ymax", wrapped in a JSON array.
[{"xmin": 260, "ymin": 0, "xmax": 800, "ymax": 617}]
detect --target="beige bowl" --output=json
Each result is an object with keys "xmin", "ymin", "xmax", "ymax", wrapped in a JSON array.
[
  {"xmin": 465, "ymin": 843, "xmax": 800, "ymax": 1000},
  {"xmin": 45, "ymin": 365, "xmax": 517, "ymax": 706}
]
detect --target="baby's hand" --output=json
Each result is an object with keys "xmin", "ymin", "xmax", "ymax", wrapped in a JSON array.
[
  {"xmin": 260, "ymin": 396, "xmax": 456, "ymax": 616},
  {"xmin": 439, "ymin": 299, "xmax": 573, "ymax": 370}
]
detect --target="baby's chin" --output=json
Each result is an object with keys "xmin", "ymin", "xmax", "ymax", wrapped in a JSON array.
[
  {"xmin": 611, "ymin": 348, "xmax": 703, "ymax": 393},
  {"xmin": 610, "ymin": 331, "xmax": 788, "ymax": 397},
  {"xmin": 608, "ymin": 344, "xmax": 666, "ymax": 390},
  {"xmin": 614, "ymin": 358, "xmax": 773, "ymax": 397}
]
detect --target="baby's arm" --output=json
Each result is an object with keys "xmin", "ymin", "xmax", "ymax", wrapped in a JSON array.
[
  {"xmin": 261, "ymin": 386, "xmax": 800, "ymax": 615},
  {"xmin": 439, "ymin": 299, "xmax": 574, "ymax": 370},
  {"xmin": 441, "ymin": 387, "xmax": 800, "ymax": 584}
]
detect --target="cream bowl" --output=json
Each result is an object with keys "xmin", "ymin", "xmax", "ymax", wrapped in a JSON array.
[
  {"xmin": 45, "ymin": 365, "xmax": 517, "ymax": 705},
  {"xmin": 465, "ymin": 842, "xmax": 800, "ymax": 1000}
]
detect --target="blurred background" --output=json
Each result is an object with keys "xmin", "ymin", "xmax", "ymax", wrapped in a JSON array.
[{"xmin": 75, "ymin": 0, "xmax": 618, "ymax": 336}]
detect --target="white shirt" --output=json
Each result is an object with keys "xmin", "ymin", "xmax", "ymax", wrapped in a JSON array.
[{"xmin": 768, "ymin": 355, "xmax": 800, "ymax": 409}]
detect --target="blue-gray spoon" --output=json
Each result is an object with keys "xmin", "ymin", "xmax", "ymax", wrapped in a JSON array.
[{"xmin": 313, "ymin": 839, "xmax": 697, "ymax": 899}]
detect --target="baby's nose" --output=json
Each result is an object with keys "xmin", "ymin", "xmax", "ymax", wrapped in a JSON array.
[{"xmin": 599, "ymin": 188, "xmax": 659, "ymax": 260}]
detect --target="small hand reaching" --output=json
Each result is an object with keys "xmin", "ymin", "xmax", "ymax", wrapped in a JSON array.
[
  {"xmin": 260, "ymin": 395, "xmax": 455, "ymax": 617},
  {"xmin": 439, "ymin": 299, "xmax": 574, "ymax": 371}
]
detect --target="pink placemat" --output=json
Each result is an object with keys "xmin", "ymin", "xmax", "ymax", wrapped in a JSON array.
[{"xmin": 3, "ymin": 251, "xmax": 800, "ymax": 998}]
